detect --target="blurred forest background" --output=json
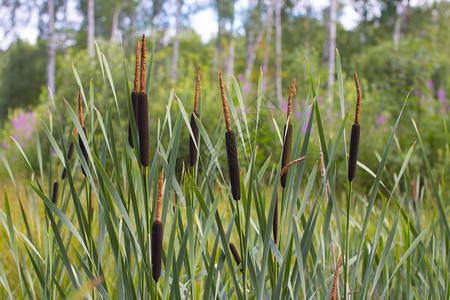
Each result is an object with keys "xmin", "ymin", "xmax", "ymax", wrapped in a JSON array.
[{"xmin": 0, "ymin": 0, "xmax": 448, "ymax": 188}]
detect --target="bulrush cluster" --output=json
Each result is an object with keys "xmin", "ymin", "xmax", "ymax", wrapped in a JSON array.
[
  {"xmin": 330, "ymin": 255, "xmax": 342, "ymax": 300},
  {"xmin": 138, "ymin": 35, "xmax": 150, "ymax": 167},
  {"xmin": 189, "ymin": 67, "xmax": 201, "ymax": 167},
  {"xmin": 229, "ymin": 242, "xmax": 241, "ymax": 266},
  {"xmin": 219, "ymin": 72, "xmax": 241, "ymax": 201},
  {"xmin": 151, "ymin": 170, "xmax": 164, "ymax": 282},
  {"xmin": 280, "ymin": 79, "xmax": 296, "ymax": 188},
  {"xmin": 128, "ymin": 39, "xmax": 141, "ymax": 148},
  {"xmin": 77, "ymin": 87, "xmax": 89, "ymax": 176},
  {"xmin": 61, "ymin": 126, "xmax": 76, "ymax": 179},
  {"xmin": 348, "ymin": 73, "xmax": 361, "ymax": 182},
  {"xmin": 51, "ymin": 165, "xmax": 61, "ymax": 204}
]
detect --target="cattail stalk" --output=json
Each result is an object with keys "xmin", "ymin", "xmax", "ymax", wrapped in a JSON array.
[
  {"xmin": 61, "ymin": 126, "xmax": 76, "ymax": 179},
  {"xmin": 229, "ymin": 242, "xmax": 241, "ymax": 266},
  {"xmin": 220, "ymin": 72, "xmax": 241, "ymax": 201},
  {"xmin": 138, "ymin": 35, "xmax": 150, "ymax": 167},
  {"xmin": 348, "ymin": 72, "xmax": 361, "ymax": 182},
  {"xmin": 151, "ymin": 170, "xmax": 164, "ymax": 282},
  {"xmin": 128, "ymin": 39, "xmax": 141, "ymax": 148},
  {"xmin": 77, "ymin": 88, "xmax": 89, "ymax": 176},
  {"xmin": 330, "ymin": 255, "xmax": 342, "ymax": 300},
  {"xmin": 281, "ymin": 79, "xmax": 296, "ymax": 187},
  {"xmin": 189, "ymin": 67, "xmax": 201, "ymax": 167}
]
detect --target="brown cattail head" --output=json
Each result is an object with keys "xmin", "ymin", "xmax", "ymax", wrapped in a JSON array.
[
  {"xmin": 129, "ymin": 39, "xmax": 141, "ymax": 148},
  {"xmin": 51, "ymin": 180, "xmax": 59, "ymax": 204},
  {"xmin": 273, "ymin": 195, "xmax": 278, "ymax": 244},
  {"xmin": 138, "ymin": 92, "xmax": 149, "ymax": 166},
  {"xmin": 140, "ymin": 35, "xmax": 146, "ymax": 93},
  {"xmin": 189, "ymin": 112, "xmax": 199, "ymax": 167},
  {"xmin": 354, "ymin": 72, "xmax": 361, "ymax": 124},
  {"xmin": 151, "ymin": 220, "xmax": 163, "ymax": 282},
  {"xmin": 348, "ymin": 123, "xmax": 360, "ymax": 182},
  {"xmin": 225, "ymin": 130, "xmax": 241, "ymax": 201},
  {"xmin": 155, "ymin": 170, "xmax": 164, "ymax": 221},
  {"xmin": 194, "ymin": 67, "xmax": 201, "ymax": 114},
  {"xmin": 79, "ymin": 127, "xmax": 89, "ymax": 176},
  {"xmin": 229, "ymin": 242, "xmax": 241, "ymax": 266},
  {"xmin": 128, "ymin": 91, "xmax": 139, "ymax": 148},
  {"xmin": 280, "ymin": 124, "xmax": 293, "ymax": 188},
  {"xmin": 330, "ymin": 255, "xmax": 342, "ymax": 300},
  {"xmin": 61, "ymin": 127, "xmax": 76, "ymax": 179},
  {"xmin": 77, "ymin": 88, "xmax": 89, "ymax": 176},
  {"xmin": 287, "ymin": 78, "xmax": 296, "ymax": 121},
  {"xmin": 134, "ymin": 39, "xmax": 141, "ymax": 93},
  {"xmin": 219, "ymin": 72, "xmax": 231, "ymax": 130}
]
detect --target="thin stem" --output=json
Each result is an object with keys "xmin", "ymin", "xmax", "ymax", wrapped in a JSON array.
[{"xmin": 344, "ymin": 181, "xmax": 352, "ymax": 300}]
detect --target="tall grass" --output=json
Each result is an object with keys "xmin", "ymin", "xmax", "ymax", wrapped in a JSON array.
[{"xmin": 0, "ymin": 43, "xmax": 448, "ymax": 300}]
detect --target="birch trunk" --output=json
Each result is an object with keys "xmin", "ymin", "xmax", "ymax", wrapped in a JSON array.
[
  {"xmin": 327, "ymin": 0, "xmax": 336, "ymax": 104},
  {"xmin": 111, "ymin": 8, "xmax": 119, "ymax": 41},
  {"xmin": 262, "ymin": 0, "xmax": 274, "ymax": 75},
  {"xmin": 47, "ymin": 0, "xmax": 55, "ymax": 97},
  {"xmin": 275, "ymin": 0, "xmax": 282, "ymax": 103},
  {"xmin": 87, "ymin": 0, "xmax": 95, "ymax": 57},
  {"xmin": 171, "ymin": 0, "xmax": 181, "ymax": 81}
]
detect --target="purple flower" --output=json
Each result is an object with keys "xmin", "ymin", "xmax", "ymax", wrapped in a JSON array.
[
  {"xmin": 11, "ymin": 157, "xmax": 17, "ymax": 162},
  {"xmin": 243, "ymin": 82, "xmax": 253, "ymax": 93},
  {"xmin": 376, "ymin": 115, "xmax": 385, "ymax": 126},
  {"xmin": 427, "ymin": 80, "xmax": 434, "ymax": 89},
  {"xmin": 318, "ymin": 97, "xmax": 323, "ymax": 104},
  {"xmin": 238, "ymin": 75, "xmax": 244, "ymax": 82},
  {"xmin": 414, "ymin": 90, "xmax": 420, "ymax": 97},
  {"xmin": 438, "ymin": 88, "xmax": 445, "ymax": 104},
  {"xmin": 295, "ymin": 111, "xmax": 301, "ymax": 119},
  {"xmin": 2, "ymin": 142, "xmax": 7, "ymax": 149},
  {"xmin": 281, "ymin": 101, "xmax": 288, "ymax": 113},
  {"xmin": 245, "ymin": 107, "xmax": 249, "ymax": 114}
]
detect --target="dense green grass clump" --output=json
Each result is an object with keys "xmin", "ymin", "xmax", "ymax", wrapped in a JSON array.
[{"xmin": 0, "ymin": 40, "xmax": 448, "ymax": 300}]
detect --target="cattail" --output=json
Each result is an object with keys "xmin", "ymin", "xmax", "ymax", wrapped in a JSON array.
[
  {"xmin": 273, "ymin": 195, "xmax": 278, "ymax": 244},
  {"xmin": 281, "ymin": 79, "xmax": 296, "ymax": 188},
  {"xmin": 77, "ymin": 88, "xmax": 89, "ymax": 176},
  {"xmin": 151, "ymin": 170, "xmax": 164, "ymax": 282},
  {"xmin": 128, "ymin": 39, "xmax": 141, "ymax": 148},
  {"xmin": 229, "ymin": 242, "xmax": 241, "ymax": 266},
  {"xmin": 220, "ymin": 72, "xmax": 241, "ymax": 201},
  {"xmin": 61, "ymin": 126, "xmax": 76, "ymax": 179},
  {"xmin": 138, "ymin": 35, "xmax": 150, "ymax": 167},
  {"xmin": 189, "ymin": 67, "xmax": 201, "ymax": 167},
  {"xmin": 330, "ymin": 255, "xmax": 342, "ymax": 300},
  {"xmin": 348, "ymin": 73, "xmax": 361, "ymax": 182},
  {"xmin": 52, "ymin": 165, "xmax": 61, "ymax": 204}
]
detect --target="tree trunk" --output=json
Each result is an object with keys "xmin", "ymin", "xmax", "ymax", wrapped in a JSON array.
[
  {"xmin": 111, "ymin": 8, "xmax": 119, "ymax": 41},
  {"xmin": 275, "ymin": 0, "xmax": 282, "ymax": 103},
  {"xmin": 171, "ymin": 0, "xmax": 182, "ymax": 82},
  {"xmin": 305, "ymin": 5, "xmax": 311, "ymax": 57},
  {"xmin": 226, "ymin": 36, "xmax": 235, "ymax": 76},
  {"xmin": 47, "ymin": 0, "xmax": 55, "ymax": 97},
  {"xmin": 245, "ymin": 22, "xmax": 265, "ymax": 81},
  {"xmin": 87, "ymin": 0, "xmax": 95, "ymax": 57},
  {"xmin": 327, "ymin": 0, "xmax": 336, "ymax": 104},
  {"xmin": 262, "ymin": 0, "xmax": 274, "ymax": 75},
  {"xmin": 393, "ymin": 0, "xmax": 408, "ymax": 51}
]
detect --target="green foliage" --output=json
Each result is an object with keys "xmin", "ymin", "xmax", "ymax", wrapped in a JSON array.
[{"xmin": 0, "ymin": 40, "xmax": 47, "ymax": 119}]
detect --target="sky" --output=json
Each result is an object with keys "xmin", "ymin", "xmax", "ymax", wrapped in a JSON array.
[{"xmin": 0, "ymin": 0, "xmax": 436, "ymax": 50}]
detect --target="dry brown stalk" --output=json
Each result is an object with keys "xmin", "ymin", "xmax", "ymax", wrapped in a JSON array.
[
  {"xmin": 354, "ymin": 72, "xmax": 361, "ymax": 124},
  {"xmin": 219, "ymin": 72, "xmax": 231, "ymax": 130},
  {"xmin": 194, "ymin": 67, "xmax": 201, "ymax": 113}
]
